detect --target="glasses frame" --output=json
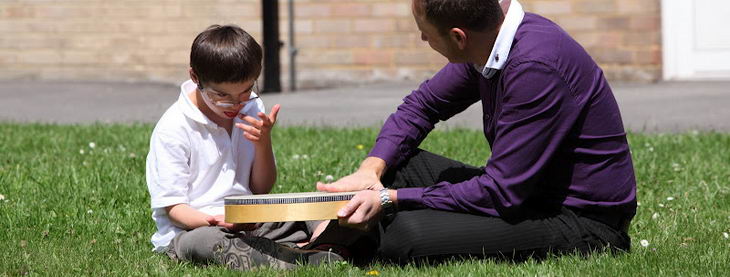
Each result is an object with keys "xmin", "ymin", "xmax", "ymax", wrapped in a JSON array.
[{"xmin": 198, "ymin": 81, "xmax": 260, "ymax": 108}]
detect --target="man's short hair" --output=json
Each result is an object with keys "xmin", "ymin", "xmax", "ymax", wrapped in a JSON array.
[
  {"xmin": 190, "ymin": 24, "xmax": 262, "ymax": 84},
  {"xmin": 418, "ymin": 0, "xmax": 504, "ymax": 34}
]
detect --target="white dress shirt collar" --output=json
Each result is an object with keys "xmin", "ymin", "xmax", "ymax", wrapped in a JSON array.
[{"xmin": 475, "ymin": 0, "xmax": 525, "ymax": 79}]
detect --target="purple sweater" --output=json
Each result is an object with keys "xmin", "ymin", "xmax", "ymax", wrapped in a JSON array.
[{"xmin": 369, "ymin": 13, "xmax": 637, "ymax": 220}]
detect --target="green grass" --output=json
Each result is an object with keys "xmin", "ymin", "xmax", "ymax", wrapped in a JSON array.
[{"xmin": 1, "ymin": 123, "xmax": 728, "ymax": 276}]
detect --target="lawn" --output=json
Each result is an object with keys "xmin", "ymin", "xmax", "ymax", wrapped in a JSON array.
[{"xmin": 1, "ymin": 123, "xmax": 728, "ymax": 276}]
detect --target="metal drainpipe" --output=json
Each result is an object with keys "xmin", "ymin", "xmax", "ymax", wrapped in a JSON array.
[{"xmin": 288, "ymin": 0, "xmax": 297, "ymax": 91}]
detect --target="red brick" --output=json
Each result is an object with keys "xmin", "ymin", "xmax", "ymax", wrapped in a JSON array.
[
  {"xmin": 588, "ymin": 48, "xmax": 633, "ymax": 64},
  {"xmin": 557, "ymin": 16, "xmax": 598, "ymax": 31},
  {"xmin": 597, "ymin": 16, "xmax": 630, "ymax": 31},
  {"xmin": 394, "ymin": 50, "xmax": 432, "ymax": 65},
  {"xmin": 530, "ymin": 1, "xmax": 572, "ymax": 15},
  {"xmin": 296, "ymin": 35, "xmax": 331, "ymax": 48},
  {"xmin": 372, "ymin": 3, "xmax": 411, "ymax": 17},
  {"xmin": 295, "ymin": 4, "xmax": 331, "ymax": 18},
  {"xmin": 397, "ymin": 18, "xmax": 418, "ymax": 32},
  {"xmin": 617, "ymin": 0, "xmax": 660, "ymax": 14},
  {"xmin": 574, "ymin": 0, "xmax": 615, "ymax": 14},
  {"xmin": 633, "ymin": 49, "xmax": 662, "ymax": 65},
  {"xmin": 4, "ymin": 5, "xmax": 35, "ymax": 18},
  {"xmin": 314, "ymin": 19, "xmax": 351, "ymax": 33},
  {"xmin": 629, "ymin": 15, "xmax": 660, "ymax": 31},
  {"xmin": 623, "ymin": 31, "xmax": 661, "ymax": 47},
  {"xmin": 372, "ymin": 34, "xmax": 418, "ymax": 48},
  {"xmin": 353, "ymin": 19, "xmax": 396, "ymax": 33},
  {"xmin": 333, "ymin": 35, "xmax": 371, "ymax": 48},
  {"xmin": 354, "ymin": 49, "xmax": 393, "ymax": 65},
  {"xmin": 331, "ymin": 3, "xmax": 371, "ymax": 17}
]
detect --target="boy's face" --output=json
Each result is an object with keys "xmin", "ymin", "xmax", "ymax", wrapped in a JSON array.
[{"xmin": 196, "ymin": 78, "xmax": 258, "ymax": 120}]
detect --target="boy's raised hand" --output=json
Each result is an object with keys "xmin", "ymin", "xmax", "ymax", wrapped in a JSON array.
[{"xmin": 236, "ymin": 104, "xmax": 280, "ymax": 144}]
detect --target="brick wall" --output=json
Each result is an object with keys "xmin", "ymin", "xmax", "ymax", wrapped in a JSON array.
[
  {"xmin": 0, "ymin": 0, "xmax": 661, "ymax": 89},
  {"xmin": 0, "ymin": 0, "xmax": 263, "ymax": 84},
  {"xmin": 522, "ymin": 0, "xmax": 662, "ymax": 82}
]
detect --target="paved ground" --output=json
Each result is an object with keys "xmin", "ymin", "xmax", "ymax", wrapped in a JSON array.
[{"xmin": 1, "ymin": 79, "xmax": 729, "ymax": 132}]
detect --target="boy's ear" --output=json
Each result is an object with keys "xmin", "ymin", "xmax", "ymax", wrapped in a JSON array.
[{"xmin": 189, "ymin": 68, "xmax": 199, "ymax": 84}]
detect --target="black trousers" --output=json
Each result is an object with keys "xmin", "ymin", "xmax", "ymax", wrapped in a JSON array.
[
  {"xmin": 377, "ymin": 149, "xmax": 631, "ymax": 264},
  {"xmin": 311, "ymin": 149, "xmax": 631, "ymax": 265}
]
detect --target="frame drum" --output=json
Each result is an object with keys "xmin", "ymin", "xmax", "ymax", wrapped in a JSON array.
[{"xmin": 224, "ymin": 191, "xmax": 357, "ymax": 223}]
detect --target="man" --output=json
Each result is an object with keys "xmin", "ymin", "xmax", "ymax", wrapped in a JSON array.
[{"xmin": 317, "ymin": 0, "xmax": 637, "ymax": 263}]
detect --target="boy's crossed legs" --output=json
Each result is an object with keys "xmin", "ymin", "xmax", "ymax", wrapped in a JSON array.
[{"xmin": 166, "ymin": 221, "xmax": 343, "ymax": 270}]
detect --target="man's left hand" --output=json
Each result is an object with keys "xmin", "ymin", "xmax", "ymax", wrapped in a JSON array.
[{"xmin": 337, "ymin": 190, "xmax": 382, "ymax": 230}]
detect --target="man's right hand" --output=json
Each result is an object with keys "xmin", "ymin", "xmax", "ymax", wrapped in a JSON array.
[{"xmin": 317, "ymin": 157, "xmax": 387, "ymax": 192}]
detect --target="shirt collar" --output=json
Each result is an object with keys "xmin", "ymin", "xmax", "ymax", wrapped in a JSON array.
[
  {"xmin": 178, "ymin": 79, "xmax": 215, "ymax": 126},
  {"xmin": 475, "ymin": 0, "xmax": 525, "ymax": 79}
]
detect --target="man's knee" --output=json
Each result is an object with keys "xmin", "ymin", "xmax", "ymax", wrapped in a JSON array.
[
  {"xmin": 173, "ymin": 226, "xmax": 227, "ymax": 263},
  {"xmin": 379, "ymin": 211, "xmax": 431, "ymax": 262}
]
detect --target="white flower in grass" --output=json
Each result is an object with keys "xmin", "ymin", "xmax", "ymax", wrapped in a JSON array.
[
  {"xmin": 666, "ymin": 197, "xmax": 674, "ymax": 201},
  {"xmin": 671, "ymin": 163, "xmax": 681, "ymax": 171},
  {"xmin": 325, "ymin": 175, "xmax": 334, "ymax": 182},
  {"xmin": 302, "ymin": 154, "xmax": 309, "ymax": 159},
  {"xmin": 89, "ymin": 142, "xmax": 96, "ymax": 149},
  {"xmin": 0, "ymin": 194, "xmax": 5, "ymax": 201},
  {"xmin": 80, "ymin": 149, "xmax": 85, "ymax": 155},
  {"xmin": 640, "ymin": 239, "xmax": 650, "ymax": 247},
  {"xmin": 87, "ymin": 209, "xmax": 93, "ymax": 214},
  {"xmin": 658, "ymin": 203, "xmax": 665, "ymax": 208},
  {"xmin": 723, "ymin": 232, "xmax": 729, "ymax": 239},
  {"xmin": 648, "ymin": 147, "xmax": 654, "ymax": 152},
  {"xmin": 129, "ymin": 153, "xmax": 137, "ymax": 158},
  {"xmin": 292, "ymin": 154, "xmax": 300, "ymax": 160},
  {"xmin": 651, "ymin": 213, "xmax": 660, "ymax": 220}
]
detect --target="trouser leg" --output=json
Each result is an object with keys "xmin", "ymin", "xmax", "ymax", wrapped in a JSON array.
[
  {"xmin": 167, "ymin": 221, "xmax": 318, "ymax": 264},
  {"xmin": 376, "ymin": 149, "xmax": 630, "ymax": 263},
  {"xmin": 378, "ymin": 207, "xmax": 630, "ymax": 264},
  {"xmin": 381, "ymin": 149, "xmax": 483, "ymax": 190}
]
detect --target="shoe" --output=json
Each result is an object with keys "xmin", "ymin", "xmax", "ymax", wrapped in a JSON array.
[{"xmin": 213, "ymin": 236, "xmax": 344, "ymax": 270}]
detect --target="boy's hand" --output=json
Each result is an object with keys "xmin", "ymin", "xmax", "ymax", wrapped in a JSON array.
[
  {"xmin": 206, "ymin": 215, "xmax": 260, "ymax": 232},
  {"xmin": 236, "ymin": 104, "xmax": 280, "ymax": 144}
]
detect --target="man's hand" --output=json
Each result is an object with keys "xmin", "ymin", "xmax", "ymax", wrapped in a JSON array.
[
  {"xmin": 236, "ymin": 104, "xmax": 280, "ymax": 144},
  {"xmin": 205, "ymin": 215, "xmax": 259, "ymax": 232},
  {"xmin": 337, "ymin": 190, "xmax": 382, "ymax": 230},
  {"xmin": 317, "ymin": 170, "xmax": 384, "ymax": 192},
  {"xmin": 317, "ymin": 157, "xmax": 387, "ymax": 192}
]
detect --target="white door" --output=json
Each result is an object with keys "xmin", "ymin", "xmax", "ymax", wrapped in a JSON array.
[{"xmin": 662, "ymin": 0, "xmax": 730, "ymax": 80}]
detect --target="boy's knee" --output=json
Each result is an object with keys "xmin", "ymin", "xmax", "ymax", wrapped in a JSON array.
[{"xmin": 173, "ymin": 226, "xmax": 227, "ymax": 263}]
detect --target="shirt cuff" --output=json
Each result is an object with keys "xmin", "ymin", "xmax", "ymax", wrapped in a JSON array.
[
  {"xmin": 367, "ymin": 138, "xmax": 401, "ymax": 168},
  {"xmin": 396, "ymin": 187, "xmax": 426, "ymax": 210}
]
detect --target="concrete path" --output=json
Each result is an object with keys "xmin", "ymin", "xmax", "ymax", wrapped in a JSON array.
[{"xmin": 1, "ymin": 80, "xmax": 728, "ymax": 132}]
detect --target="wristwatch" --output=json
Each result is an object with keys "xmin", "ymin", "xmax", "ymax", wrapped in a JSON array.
[{"xmin": 379, "ymin": 188, "xmax": 396, "ymax": 215}]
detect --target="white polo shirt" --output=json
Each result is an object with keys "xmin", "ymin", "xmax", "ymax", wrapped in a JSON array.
[{"xmin": 146, "ymin": 79, "xmax": 265, "ymax": 252}]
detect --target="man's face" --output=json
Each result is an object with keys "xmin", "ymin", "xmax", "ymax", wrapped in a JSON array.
[{"xmin": 412, "ymin": 0, "xmax": 467, "ymax": 63}]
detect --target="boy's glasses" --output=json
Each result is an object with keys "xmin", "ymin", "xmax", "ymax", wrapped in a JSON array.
[{"xmin": 198, "ymin": 82, "xmax": 260, "ymax": 108}]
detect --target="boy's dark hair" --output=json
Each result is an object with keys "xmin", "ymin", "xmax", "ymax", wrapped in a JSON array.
[
  {"xmin": 417, "ymin": 0, "xmax": 504, "ymax": 34},
  {"xmin": 190, "ymin": 24, "xmax": 262, "ymax": 84}
]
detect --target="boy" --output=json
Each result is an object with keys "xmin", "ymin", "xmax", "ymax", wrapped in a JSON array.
[{"xmin": 146, "ymin": 24, "xmax": 341, "ymax": 271}]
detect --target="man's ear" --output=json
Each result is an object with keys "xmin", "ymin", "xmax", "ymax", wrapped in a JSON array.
[
  {"xmin": 449, "ymin": 28, "xmax": 468, "ymax": 50},
  {"xmin": 189, "ymin": 68, "xmax": 199, "ymax": 85}
]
